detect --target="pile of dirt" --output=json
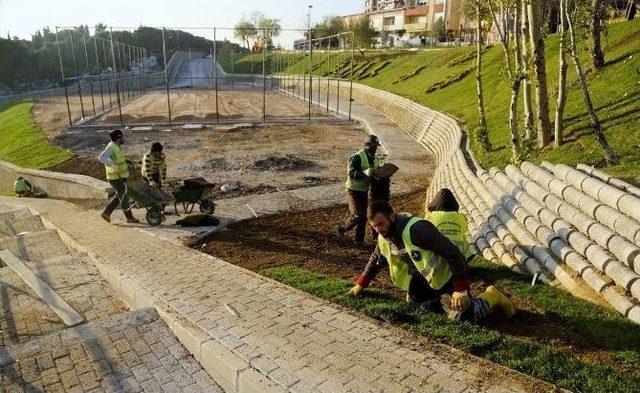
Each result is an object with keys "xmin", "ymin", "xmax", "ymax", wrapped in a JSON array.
[
  {"xmin": 179, "ymin": 158, "xmax": 242, "ymax": 173},
  {"xmin": 48, "ymin": 156, "xmax": 105, "ymax": 180},
  {"xmin": 252, "ymin": 154, "xmax": 317, "ymax": 171}
]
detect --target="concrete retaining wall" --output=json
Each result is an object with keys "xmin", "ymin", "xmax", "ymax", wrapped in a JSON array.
[
  {"xmin": 276, "ymin": 75, "xmax": 640, "ymax": 323},
  {"xmin": 0, "ymin": 159, "xmax": 110, "ymax": 201}
]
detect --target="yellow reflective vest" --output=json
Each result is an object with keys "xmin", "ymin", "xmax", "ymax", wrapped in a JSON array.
[
  {"xmin": 377, "ymin": 235, "xmax": 412, "ymax": 291},
  {"xmin": 104, "ymin": 142, "xmax": 129, "ymax": 180},
  {"xmin": 345, "ymin": 149, "xmax": 380, "ymax": 191},
  {"xmin": 377, "ymin": 216, "xmax": 452, "ymax": 291},
  {"xmin": 425, "ymin": 211, "xmax": 474, "ymax": 260}
]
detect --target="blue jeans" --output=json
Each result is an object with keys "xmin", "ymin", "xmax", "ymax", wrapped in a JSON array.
[{"xmin": 103, "ymin": 178, "xmax": 133, "ymax": 218}]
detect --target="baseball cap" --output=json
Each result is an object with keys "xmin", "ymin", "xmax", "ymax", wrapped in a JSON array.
[{"xmin": 366, "ymin": 135, "xmax": 381, "ymax": 146}]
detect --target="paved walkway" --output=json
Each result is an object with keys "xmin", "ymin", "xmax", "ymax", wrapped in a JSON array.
[{"xmin": 2, "ymin": 196, "xmax": 559, "ymax": 392}]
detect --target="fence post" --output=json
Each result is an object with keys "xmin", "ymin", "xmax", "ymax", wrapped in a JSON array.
[
  {"xmin": 214, "ymin": 28, "xmax": 219, "ymax": 123},
  {"xmin": 161, "ymin": 28, "xmax": 172, "ymax": 124},
  {"xmin": 55, "ymin": 27, "xmax": 72, "ymax": 126},
  {"xmin": 69, "ymin": 32, "xmax": 85, "ymax": 118},
  {"xmin": 82, "ymin": 32, "xmax": 96, "ymax": 115},
  {"xmin": 308, "ymin": 29, "xmax": 312, "ymax": 120},
  {"xmin": 109, "ymin": 28, "xmax": 124, "ymax": 125},
  {"xmin": 93, "ymin": 35, "xmax": 105, "ymax": 112}
]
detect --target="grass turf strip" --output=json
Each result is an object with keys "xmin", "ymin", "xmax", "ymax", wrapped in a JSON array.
[{"xmin": 262, "ymin": 259, "xmax": 640, "ymax": 393}]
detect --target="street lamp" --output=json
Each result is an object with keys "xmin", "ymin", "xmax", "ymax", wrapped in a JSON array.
[{"xmin": 307, "ymin": 4, "xmax": 313, "ymax": 30}]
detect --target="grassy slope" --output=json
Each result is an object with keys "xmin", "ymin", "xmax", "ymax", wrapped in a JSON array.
[
  {"xmin": 264, "ymin": 260, "xmax": 640, "ymax": 393},
  {"xmin": 232, "ymin": 20, "xmax": 640, "ymax": 183},
  {"xmin": 0, "ymin": 100, "xmax": 73, "ymax": 169}
]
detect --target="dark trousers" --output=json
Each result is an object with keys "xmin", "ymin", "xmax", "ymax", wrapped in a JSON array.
[
  {"xmin": 103, "ymin": 178, "xmax": 133, "ymax": 218},
  {"xmin": 340, "ymin": 189, "xmax": 368, "ymax": 242},
  {"xmin": 144, "ymin": 173, "xmax": 162, "ymax": 189},
  {"xmin": 407, "ymin": 274, "xmax": 454, "ymax": 314}
]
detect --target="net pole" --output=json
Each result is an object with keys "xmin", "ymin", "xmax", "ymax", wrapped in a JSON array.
[
  {"xmin": 69, "ymin": 32, "xmax": 85, "ymax": 118},
  {"xmin": 161, "ymin": 28, "xmax": 172, "ymax": 124},
  {"xmin": 349, "ymin": 32, "xmax": 354, "ymax": 120},
  {"xmin": 82, "ymin": 31, "xmax": 96, "ymax": 115},
  {"xmin": 262, "ymin": 32, "xmax": 266, "ymax": 122},
  {"xmin": 326, "ymin": 37, "xmax": 331, "ymax": 112},
  {"xmin": 307, "ymin": 29, "xmax": 312, "ymax": 120},
  {"xmin": 55, "ymin": 27, "xmax": 73, "ymax": 126},
  {"xmin": 102, "ymin": 40, "xmax": 113, "ymax": 110},
  {"xmin": 214, "ymin": 28, "xmax": 219, "ymax": 123},
  {"xmin": 109, "ymin": 28, "xmax": 124, "ymax": 125},
  {"xmin": 93, "ymin": 35, "xmax": 105, "ymax": 112}
]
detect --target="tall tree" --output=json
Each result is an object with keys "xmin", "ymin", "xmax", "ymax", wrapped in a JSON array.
[
  {"xmin": 347, "ymin": 16, "xmax": 378, "ymax": 56},
  {"xmin": 465, "ymin": 0, "xmax": 491, "ymax": 151},
  {"xmin": 627, "ymin": 0, "xmax": 637, "ymax": 20},
  {"xmin": 489, "ymin": 0, "xmax": 522, "ymax": 163},
  {"xmin": 565, "ymin": 0, "xmax": 618, "ymax": 163},
  {"xmin": 520, "ymin": 0, "xmax": 534, "ymax": 139},
  {"xmin": 234, "ymin": 19, "xmax": 257, "ymax": 50},
  {"xmin": 590, "ymin": 0, "xmax": 606, "ymax": 69},
  {"xmin": 527, "ymin": 0, "xmax": 552, "ymax": 147},
  {"xmin": 554, "ymin": 0, "xmax": 569, "ymax": 147}
]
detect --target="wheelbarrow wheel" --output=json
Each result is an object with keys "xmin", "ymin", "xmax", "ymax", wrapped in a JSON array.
[
  {"xmin": 146, "ymin": 209, "xmax": 163, "ymax": 226},
  {"xmin": 199, "ymin": 198, "xmax": 216, "ymax": 214}
]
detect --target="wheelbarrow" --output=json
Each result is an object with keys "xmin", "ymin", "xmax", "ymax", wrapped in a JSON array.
[
  {"xmin": 171, "ymin": 177, "xmax": 216, "ymax": 215},
  {"xmin": 125, "ymin": 179, "xmax": 175, "ymax": 226}
]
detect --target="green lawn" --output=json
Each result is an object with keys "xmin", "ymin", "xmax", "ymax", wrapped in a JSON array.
[
  {"xmin": 0, "ymin": 100, "xmax": 73, "ymax": 169},
  {"xmin": 229, "ymin": 19, "xmax": 640, "ymax": 183},
  {"xmin": 263, "ymin": 259, "xmax": 640, "ymax": 392}
]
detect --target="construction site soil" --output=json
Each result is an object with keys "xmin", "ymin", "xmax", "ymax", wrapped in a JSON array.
[
  {"xmin": 199, "ymin": 189, "xmax": 635, "ymax": 371},
  {"xmin": 45, "ymin": 121, "xmax": 366, "ymax": 199}
]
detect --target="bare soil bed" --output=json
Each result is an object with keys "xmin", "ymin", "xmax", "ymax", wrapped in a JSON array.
[
  {"xmin": 47, "ymin": 121, "xmax": 369, "ymax": 199},
  {"xmin": 95, "ymin": 90, "xmax": 329, "ymax": 124},
  {"xmin": 198, "ymin": 189, "xmax": 636, "ymax": 368}
]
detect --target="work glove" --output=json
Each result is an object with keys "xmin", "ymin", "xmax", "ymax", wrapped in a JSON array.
[
  {"xmin": 149, "ymin": 180, "xmax": 158, "ymax": 188},
  {"xmin": 363, "ymin": 168, "xmax": 373, "ymax": 177},
  {"xmin": 348, "ymin": 284, "xmax": 364, "ymax": 297},
  {"xmin": 450, "ymin": 290, "xmax": 471, "ymax": 312}
]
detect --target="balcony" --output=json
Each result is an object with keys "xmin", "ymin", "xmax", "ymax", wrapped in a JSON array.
[{"xmin": 404, "ymin": 22, "xmax": 427, "ymax": 32}]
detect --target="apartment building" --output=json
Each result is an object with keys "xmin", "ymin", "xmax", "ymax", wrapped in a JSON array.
[{"xmin": 342, "ymin": 0, "xmax": 470, "ymax": 46}]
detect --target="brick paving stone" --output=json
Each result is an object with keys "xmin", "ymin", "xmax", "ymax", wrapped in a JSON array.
[
  {"xmin": 1, "ymin": 308, "xmax": 221, "ymax": 393},
  {"xmin": 2, "ymin": 197, "xmax": 562, "ymax": 393}
]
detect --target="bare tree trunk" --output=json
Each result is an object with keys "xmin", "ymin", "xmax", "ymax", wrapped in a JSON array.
[
  {"xmin": 521, "ymin": 0, "xmax": 534, "ymax": 139},
  {"xmin": 627, "ymin": 0, "xmax": 637, "ymax": 20},
  {"xmin": 566, "ymin": 2, "xmax": 618, "ymax": 164},
  {"xmin": 490, "ymin": 0, "xmax": 520, "ymax": 162},
  {"xmin": 527, "ymin": 0, "xmax": 552, "ymax": 147},
  {"xmin": 475, "ymin": 3, "xmax": 491, "ymax": 151},
  {"xmin": 591, "ymin": 0, "xmax": 605, "ymax": 69},
  {"xmin": 554, "ymin": 0, "xmax": 568, "ymax": 147}
]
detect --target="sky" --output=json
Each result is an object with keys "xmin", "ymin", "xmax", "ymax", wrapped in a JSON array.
[{"xmin": 0, "ymin": 0, "xmax": 362, "ymax": 48}]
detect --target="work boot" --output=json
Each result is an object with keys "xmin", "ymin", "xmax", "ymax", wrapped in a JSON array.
[
  {"xmin": 479, "ymin": 286, "xmax": 516, "ymax": 317},
  {"xmin": 335, "ymin": 225, "xmax": 345, "ymax": 238},
  {"xmin": 101, "ymin": 212, "xmax": 111, "ymax": 223},
  {"xmin": 126, "ymin": 216, "xmax": 140, "ymax": 224}
]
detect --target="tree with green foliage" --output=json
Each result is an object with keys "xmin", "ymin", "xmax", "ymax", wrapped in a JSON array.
[
  {"xmin": 254, "ymin": 14, "xmax": 281, "ymax": 49},
  {"xmin": 464, "ymin": 0, "xmax": 491, "ymax": 152},
  {"xmin": 565, "ymin": 0, "xmax": 617, "ymax": 164},
  {"xmin": 234, "ymin": 19, "xmax": 257, "ymax": 50},
  {"xmin": 526, "ymin": 0, "xmax": 552, "ymax": 148},
  {"xmin": 347, "ymin": 16, "xmax": 378, "ymax": 56},
  {"xmin": 432, "ymin": 17, "xmax": 447, "ymax": 43}
]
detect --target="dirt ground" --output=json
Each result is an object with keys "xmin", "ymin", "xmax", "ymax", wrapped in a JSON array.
[
  {"xmin": 198, "ymin": 189, "xmax": 635, "ymax": 369},
  {"xmin": 95, "ymin": 90, "xmax": 328, "ymax": 124},
  {"xmin": 48, "ymin": 121, "xmax": 370, "ymax": 198}
]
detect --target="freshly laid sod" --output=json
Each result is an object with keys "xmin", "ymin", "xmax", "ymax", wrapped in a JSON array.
[
  {"xmin": 262, "ymin": 260, "xmax": 640, "ymax": 393},
  {"xmin": 0, "ymin": 100, "xmax": 73, "ymax": 169}
]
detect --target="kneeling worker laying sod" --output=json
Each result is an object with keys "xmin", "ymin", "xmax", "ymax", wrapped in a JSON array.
[{"xmin": 349, "ymin": 196, "xmax": 515, "ymax": 322}]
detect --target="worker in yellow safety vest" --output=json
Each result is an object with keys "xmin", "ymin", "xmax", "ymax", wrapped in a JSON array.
[
  {"xmin": 336, "ymin": 134, "xmax": 382, "ymax": 246},
  {"xmin": 98, "ymin": 129, "xmax": 139, "ymax": 224},
  {"xmin": 348, "ymin": 199, "xmax": 516, "ymax": 322}
]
